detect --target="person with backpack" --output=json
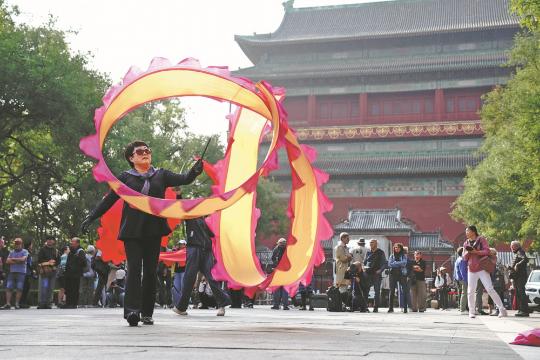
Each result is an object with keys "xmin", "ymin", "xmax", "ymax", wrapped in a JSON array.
[
  {"xmin": 37, "ymin": 236, "xmax": 59, "ymax": 309},
  {"xmin": 63, "ymin": 237, "xmax": 87, "ymax": 308},
  {"xmin": 56, "ymin": 245, "xmax": 69, "ymax": 307},
  {"xmin": 172, "ymin": 216, "xmax": 231, "ymax": 317}
]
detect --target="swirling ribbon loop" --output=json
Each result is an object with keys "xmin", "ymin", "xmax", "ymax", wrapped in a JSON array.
[{"xmin": 80, "ymin": 58, "xmax": 333, "ymax": 294}]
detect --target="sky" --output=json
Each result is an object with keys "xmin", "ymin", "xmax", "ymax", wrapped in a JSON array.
[{"xmin": 8, "ymin": 0, "xmax": 384, "ymax": 137}]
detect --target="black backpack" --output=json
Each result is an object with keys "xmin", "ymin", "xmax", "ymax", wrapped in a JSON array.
[{"xmin": 326, "ymin": 286, "xmax": 343, "ymax": 312}]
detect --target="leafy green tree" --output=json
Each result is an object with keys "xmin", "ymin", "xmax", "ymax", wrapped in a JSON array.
[
  {"xmin": 0, "ymin": 1, "xmax": 109, "ymax": 245},
  {"xmin": 452, "ymin": 1, "xmax": 540, "ymax": 249},
  {"xmin": 511, "ymin": 0, "xmax": 540, "ymax": 31},
  {"xmin": 0, "ymin": 1, "xmax": 288, "ymax": 251},
  {"xmin": 255, "ymin": 177, "xmax": 289, "ymax": 242}
]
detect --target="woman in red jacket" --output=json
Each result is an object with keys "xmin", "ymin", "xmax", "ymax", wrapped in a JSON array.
[{"xmin": 463, "ymin": 225, "xmax": 507, "ymax": 318}]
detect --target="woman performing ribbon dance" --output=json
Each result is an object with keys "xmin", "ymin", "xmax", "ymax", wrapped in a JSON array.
[{"xmin": 81, "ymin": 140, "xmax": 203, "ymax": 326}]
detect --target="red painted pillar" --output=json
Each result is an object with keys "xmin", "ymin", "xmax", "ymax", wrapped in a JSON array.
[
  {"xmin": 435, "ymin": 88, "xmax": 444, "ymax": 121},
  {"xmin": 307, "ymin": 95, "xmax": 316, "ymax": 126},
  {"xmin": 359, "ymin": 93, "xmax": 368, "ymax": 124}
]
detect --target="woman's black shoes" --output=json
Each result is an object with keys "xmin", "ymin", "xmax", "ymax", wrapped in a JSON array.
[
  {"xmin": 126, "ymin": 312, "xmax": 140, "ymax": 327},
  {"xmin": 141, "ymin": 316, "xmax": 154, "ymax": 325}
]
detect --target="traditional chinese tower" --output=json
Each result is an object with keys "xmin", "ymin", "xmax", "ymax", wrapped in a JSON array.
[{"xmin": 234, "ymin": 0, "xmax": 520, "ymax": 246}]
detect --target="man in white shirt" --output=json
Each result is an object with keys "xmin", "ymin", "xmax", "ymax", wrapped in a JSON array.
[{"xmin": 351, "ymin": 238, "xmax": 367, "ymax": 264}]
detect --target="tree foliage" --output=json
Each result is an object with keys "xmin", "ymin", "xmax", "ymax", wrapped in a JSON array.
[
  {"xmin": 255, "ymin": 177, "xmax": 289, "ymax": 242},
  {"xmin": 0, "ymin": 1, "xmax": 110, "ymax": 244},
  {"xmin": 511, "ymin": 0, "xmax": 540, "ymax": 32},
  {"xmin": 0, "ymin": 1, "xmax": 288, "ymax": 249},
  {"xmin": 452, "ymin": 1, "xmax": 540, "ymax": 249}
]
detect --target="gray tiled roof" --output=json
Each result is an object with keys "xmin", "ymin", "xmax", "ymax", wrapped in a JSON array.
[
  {"xmin": 335, "ymin": 208, "xmax": 412, "ymax": 231},
  {"xmin": 236, "ymin": 51, "xmax": 508, "ymax": 79},
  {"xmin": 273, "ymin": 151, "xmax": 482, "ymax": 176},
  {"xmin": 236, "ymin": 0, "xmax": 519, "ymax": 44},
  {"xmin": 409, "ymin": 232, "xmax": 453, "ymax": 249}
]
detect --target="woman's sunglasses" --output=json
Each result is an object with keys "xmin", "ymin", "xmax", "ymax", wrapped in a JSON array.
[{"xmin": 133, "ymin": 148, "xmax": 152, "ymax": 156}]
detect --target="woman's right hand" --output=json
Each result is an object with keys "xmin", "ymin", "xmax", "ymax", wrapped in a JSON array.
[{"xmin": 191, "ymin": 158, "xmax": 204, "ymax": 176}]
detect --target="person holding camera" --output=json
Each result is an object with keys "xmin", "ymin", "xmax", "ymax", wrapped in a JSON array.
[
  {"xmin": 509, "ymin": 240, "xmax": 529, "ymax": 317},
  {"xmin": 37, "ymin": 236, "xmax": 59, "ymax": 309},
  {"xmin": 463, "ymin": 225, "xmax": 507, "ymax": 318},
  {"xmin": 410, "ymin": 250, "xmax": 427, "ymax": 312},
  {"xmin": 344, "ymin": 261, "xmax": 368, "ymax": 312}
]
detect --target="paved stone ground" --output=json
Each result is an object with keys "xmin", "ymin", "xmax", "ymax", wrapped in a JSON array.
[{"xmin": 0, "ymin": 306, "xmax": 538, "ymax": 359}]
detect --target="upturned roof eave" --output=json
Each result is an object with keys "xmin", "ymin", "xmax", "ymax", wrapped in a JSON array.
[{"xmin": 235, "ymin": 23, "xmax": 520, "ymax": 47}]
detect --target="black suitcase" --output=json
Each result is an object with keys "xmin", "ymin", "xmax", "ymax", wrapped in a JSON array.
[{"xmin": 326, "ymin": 286, "xmax": 343, "ymax": 312}]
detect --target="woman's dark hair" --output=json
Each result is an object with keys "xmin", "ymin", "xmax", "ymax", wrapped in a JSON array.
[
  {"xmin": 457, "ymin": 247, "xmax": 464, "ymax": 257},
  {"xmin": 124, "ymin": 140, "xmax": 149, "ymax": 168},
  {"xmin": 466, "ymin": 225, "xmax": 478, "ymax": 236}
]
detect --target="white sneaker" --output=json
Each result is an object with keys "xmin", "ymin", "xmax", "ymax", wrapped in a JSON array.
[
  {"xmin": 469, "ymin": 313, "xmax": 476, "ymax": 318},
  {"xmin": 216, "ymin": 307, "xmax": 225, "ymax": 316},
  {"xmin": 498, "ymin": 308, "xmax": 508, "ymax": 318},
  {"xmin": 172, "ymin": 307, "xmax": 188, "ymax": 316}
]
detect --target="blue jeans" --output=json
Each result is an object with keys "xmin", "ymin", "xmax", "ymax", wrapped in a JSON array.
[
  {"xmin": 175, "ymin": 247, "xmax": 231, "ymax": 311},
  {"xmin": 272, "ymin": 287, "xmax": 289, "ymax": 307},
  {"xmin": 389, "ymin": 274, "xmax": 409, "ymax": 310},
  {"xmin": 38, "ymin": 272, "xmax": 56, "ymax": 305},
  {"xmin": 172, "ymin": 272, "xmax": 184, "ymax": 306}
]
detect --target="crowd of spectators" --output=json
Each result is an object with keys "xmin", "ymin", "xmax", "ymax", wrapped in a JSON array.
[
  {"xmin": 0, "ymin": 232, "xmax": 534, "ymax": 317},
  {"xmin": 331, "ymin": 232, "xmax": 533, "ymax": 317},
  {"xmin": 0, "ymin": 236, "xmax": 254, "ymax": 311}
]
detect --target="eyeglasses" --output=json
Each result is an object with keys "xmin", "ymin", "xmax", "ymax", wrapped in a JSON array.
[{"xmin": 133, "ymin": 148, "xmax": 152, "ymax": 156}]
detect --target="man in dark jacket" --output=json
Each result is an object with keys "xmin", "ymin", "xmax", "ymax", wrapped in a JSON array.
[
  {"xmin": 509, "ymin": 240, "xmax": 529, "ymax": 317},
  {"xmin": 363, "ymin": 239, "xmax": 387, "ymax": 312},
  {"xmin": 271, "ymin": 238, "xmax": 289, "ymax": 310},
  {"xmin": 92, "ymin": 249, "xmax": 109, "ymax": 307},
  {"xmin": 63, "ymin": 237, "xmax": 86, "ymax": 308},
  {"xmin": 173, "ymin": 216, "xmax": 231, "ymax": 317},
  {"xmin": 37, "ymin": 236, "xmax": 59, "ymax": 309}
]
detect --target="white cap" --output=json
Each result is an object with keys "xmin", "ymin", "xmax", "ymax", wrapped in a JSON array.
[
  {"xmin": 116, "ymin": 269, "xmax": 126, "ymax": 280},
  {"xmin": 277, "ymin": 238, "xmax": 287, "ymax": 244},
  {"xmin": 86, "ymin": 245, "xmax": 96, "ymax": 254}
]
